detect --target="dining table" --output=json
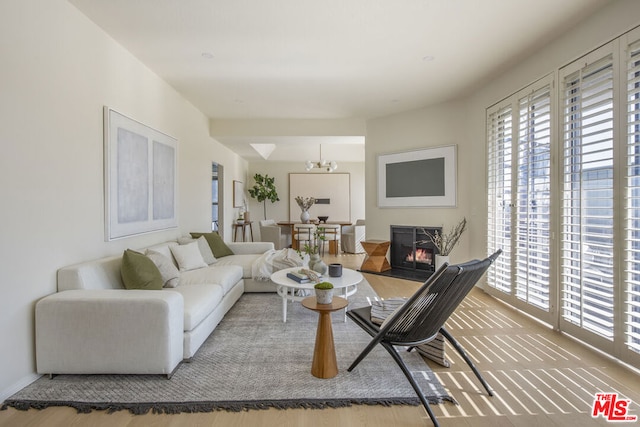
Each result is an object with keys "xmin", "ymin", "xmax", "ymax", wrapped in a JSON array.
[
  {"xmin": 276, "ymin": 220, "xmax": 352, "ymax": 237},
  {"xmin": 277, "ymin": 220, "xmax": 352, "ymax": 251}
]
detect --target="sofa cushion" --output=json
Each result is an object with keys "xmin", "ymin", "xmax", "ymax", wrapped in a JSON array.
[
  {"xmin": 170, "ymin": 242, "xmax": 208, "ymax": 272},
  {"xmin": 145, "ymin": 242, "xmax": 177, "ymax": 262},
  {"xmin": 167, "ymin": 284, "xmax": 223, "ymax": 331},
  {"xmin": 145, "ymin": 249, "xmax": 180, "ymax": 288},
  {"xmin": 177, "ymin": 236, "xmax": 217, "ymax": 265},
  {"xmin": 191, "ymin": 232, "xmax": 234, "ymax": 258},
  {"xmin": 195, "ymin": 236, "xmax": 217, "ymax": 264},
  {"xmin": 120, "ymin": 249, "xmax": 163, "ymax": 290},
  {"xmin": 214, "ymin": 254, "xmax": 261, "ymax": 279},
  {"xmin": 177, "ymin": 236, "xmax": 193, "ymax": 245},
  {"xmin": 179, "ymin": 265, "xmax": 243, "ymax": 295}
]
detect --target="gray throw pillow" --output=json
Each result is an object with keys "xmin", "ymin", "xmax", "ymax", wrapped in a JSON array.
[
  {"xmin": 196, "ymin": 236, "xmax": 217, "ymax": 264},
  {"xmin": 146, "ymin": 249, "xmax": 180, "ymax": 288}
]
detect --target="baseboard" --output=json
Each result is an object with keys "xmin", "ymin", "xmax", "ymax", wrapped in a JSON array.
[
  {"xmin": 1, "ymin": 373, "xmax": 41, "ymax": 404},
  {"xmin": 359, "ymin": 267, "xmax": 432, "ymax": 282}
]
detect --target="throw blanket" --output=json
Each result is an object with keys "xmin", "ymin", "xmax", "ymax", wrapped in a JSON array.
[
  {"xmin": 370, "ymin": 298, "xmax": 450, "ymax": 367},
  {"xmin": 252, "ymin": 248, "xmax": 305, "ymax": 281}
]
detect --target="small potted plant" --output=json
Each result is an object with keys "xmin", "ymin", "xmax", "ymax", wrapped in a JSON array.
[{"xmin": 314, "ymin": 281, "xmax": 334, "ymax": 304}]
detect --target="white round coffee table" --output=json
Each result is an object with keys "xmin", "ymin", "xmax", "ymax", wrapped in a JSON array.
[{"xmin": 270, "ymin": 266, "xmax": 363, "ymax": 322}]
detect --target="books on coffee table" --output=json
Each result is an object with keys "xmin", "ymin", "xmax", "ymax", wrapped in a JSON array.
[
  {"xmin": 286, "ymin": 269, "xmax": 322, "ymax": 283},
  {"xmin": 286, "ymin": 272, "xmax": 309, "ymax": 283}
]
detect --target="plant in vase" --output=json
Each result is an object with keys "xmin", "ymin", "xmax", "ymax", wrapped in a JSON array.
[
  {"xmin": 314, "ymin": 281, "xmax": 334, "ymax": 304},
  {"xmin": 297, "ymin": 228, "xmax": 327, "ymax": 275},
  {"xmin": 419, "ymin": 218, "xmax": 467, "ymax": 270},
  {"xmin": 295, "ymin": 196, "xmax": 315, "ymax": 223}
]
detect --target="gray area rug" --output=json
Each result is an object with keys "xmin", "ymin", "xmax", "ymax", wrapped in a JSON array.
[{"xmin": 2, "ymin": 280, "xmax": 453, "ymax": 414}]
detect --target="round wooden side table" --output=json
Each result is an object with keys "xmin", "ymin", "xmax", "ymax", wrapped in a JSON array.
[{"xmin": 301, "ymin": 296, "xmax": 349, "ymax": 379}]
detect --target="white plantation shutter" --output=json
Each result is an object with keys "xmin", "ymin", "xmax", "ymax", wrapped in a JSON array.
[
  {"xmin": 560, "ymin": 51, "xmax": 615, "ymax": 339},
  {"xmin": 515, "ymin": 85, "xmax": 552, "ymax": 311},
  {"xmin": 486, "ymin": 30, "xmax": 640, "ymax": 368},
  {"xmin": 487, "ymin": 105, "xmax": 513, "ymax": 293},
  {"xmin": 625, "ymin": 38, "xmax": 640, "ymax": 355}
]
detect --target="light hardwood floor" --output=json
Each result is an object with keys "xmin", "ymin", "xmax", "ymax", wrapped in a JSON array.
[{"xmin": 2, "ymin": 252, "xmax": 639, "ymax": 426}]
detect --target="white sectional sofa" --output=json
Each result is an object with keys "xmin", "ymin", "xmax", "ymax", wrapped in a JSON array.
[{"xmin": 35, "ymin": 237, "xmax": 275, "ymax": 378}]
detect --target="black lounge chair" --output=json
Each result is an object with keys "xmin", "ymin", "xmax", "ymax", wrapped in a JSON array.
[{"xmin": 347, "ymin": 250, "xmax": 502, "ymax": 427}]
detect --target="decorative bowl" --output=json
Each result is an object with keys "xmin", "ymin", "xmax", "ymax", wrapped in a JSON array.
[{"xmin": 318, "ymin": 216, "xmax": 329, "ymax": 223}]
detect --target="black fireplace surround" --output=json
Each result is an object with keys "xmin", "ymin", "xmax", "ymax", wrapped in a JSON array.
[{"xmin": 390, "ymin": 225, "xmax": 442, "ymax": 274}]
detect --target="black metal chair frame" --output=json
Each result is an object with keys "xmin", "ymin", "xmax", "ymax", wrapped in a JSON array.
[{"xmin": 346, "ymin": 250, "xmax": 502, "ymax": 427}]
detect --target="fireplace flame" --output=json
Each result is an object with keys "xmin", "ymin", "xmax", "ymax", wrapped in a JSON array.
[{"xmin": 406, "ymin": 248, "xmax": 432, "ymax": 264}]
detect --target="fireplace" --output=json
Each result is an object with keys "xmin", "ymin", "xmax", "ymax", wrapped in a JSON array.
[{"xmin": 390, "ymin": 225, "xmax": 442, "ymax": 274}]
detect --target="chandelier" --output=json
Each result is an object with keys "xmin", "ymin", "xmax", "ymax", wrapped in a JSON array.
[{"xmin": 305, "ymin": 144, "xmax": 338, "ymax": 172}]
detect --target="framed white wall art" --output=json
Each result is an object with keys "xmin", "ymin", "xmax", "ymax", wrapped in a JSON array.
[
  {"xmin": 233, "ymin": 180, "xmax": 244, "ymax": 208},
  {"xmin": 104, "ymin": 107, "xmax": 178, "ymax": 240},
  {"xmin": 377, "ymin": 145, "xmax": 457, "ymax": 208},
  {"xmin": 288, "ymin": 173, "xmax": 351, "ymax": 222}
]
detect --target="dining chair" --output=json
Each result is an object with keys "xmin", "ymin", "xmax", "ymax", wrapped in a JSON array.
[
  {"xmin": 259, "ymin": 219, "xmax": 288, "ymax": 249},
  {"xmin": 292, "ymin": 223, "xmax": 316, "ymax": 251},
  {"xmin": 341, "ymin": 219, "xmax": 365, "ymax": 253},
  {"xmin": 317, "ymin": 224, "xmax": 340, "ymax": 255}
]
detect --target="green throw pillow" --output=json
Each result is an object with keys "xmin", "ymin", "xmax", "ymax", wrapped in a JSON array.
[
  {"xmin": 121, "ymin": 249, "xmax": 164, "ymax": 290},
  {"xmin": 190, "ymin": 232, "xmax": 234, "ymax": 258}
]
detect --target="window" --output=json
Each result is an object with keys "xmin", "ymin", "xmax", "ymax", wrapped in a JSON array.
[
  {"xmin": 560, "ymin": 48, "xmax": 615, "ymax": 340},
  {"xmin": 487, "ymin": 104, "xmax": 513, "ymax": 295},
  {"xmin": 626, "ymin": 37, "xmax": 640, "ymax": 355},
  {"xmin": 212, "ymin": 163, "xmax": 219, "ymax": 231},
  {"xmin": 486, "ymin": 79, "xmax": 552, "ymax": 316},
  {"xmin": 487, "ymin": 30, "xmax": 640, "ymax": 368},
  {"xmin": 516, "ymin": 85, "xmax": 552, "ymax": 311}
]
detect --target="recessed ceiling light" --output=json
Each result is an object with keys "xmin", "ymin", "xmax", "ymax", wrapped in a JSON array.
[{"xmin": 201, "ymin": 52, "xmax": 214, "ymax": 59}]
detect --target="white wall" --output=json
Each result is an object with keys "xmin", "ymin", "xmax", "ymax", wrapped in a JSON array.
[
  {"xmin": 365, "ymin": 0, "xmax": 640, "ymax": 265},
  {"xmin": 246, "ymin": 161, "xmax": 365, "ymax": 240},
  {"xmin": 365, "ymin": 100, "xmax": 473, "ymax": 262},
  {"xmin": 0, "ymin": 0, "xmax": 247, "ymax": 400}
]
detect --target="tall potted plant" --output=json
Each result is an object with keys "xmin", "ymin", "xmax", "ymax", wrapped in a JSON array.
[{"xmin": 248, "ymin": 173, "xmax": 280, "ymax": 220}]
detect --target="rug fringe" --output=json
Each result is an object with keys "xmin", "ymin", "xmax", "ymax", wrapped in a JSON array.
[{"xmin": 1, "ymin": 396, "xmax": 456, "ymax": 415}]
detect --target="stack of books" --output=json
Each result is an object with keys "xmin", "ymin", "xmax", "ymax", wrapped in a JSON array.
[{"xmin": 286, "ymin": 269, "xmax": 321, "ymax": 283}]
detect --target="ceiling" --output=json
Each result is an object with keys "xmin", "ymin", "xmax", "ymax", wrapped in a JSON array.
[{"xmin": 69, "ymin": 0, "xmax": 611, "ymax": 162}]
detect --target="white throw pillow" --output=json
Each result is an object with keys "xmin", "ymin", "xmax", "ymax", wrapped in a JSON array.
[
  {"xmin": 196, "ymin": 235, "xmax": 217, "ymax": 265},
  {"xmin": 148, "ymin": 243, "xmax": 174, "ymax": 261},
  {"xmin": 177, "ymin": 235, "xmax": 217, "ymax": 265},
  {"xmin": 145, "ymin": 249, "xmax": 180, "ymax": 288},
  {"xmin": 170, "ymin": 241, "xmax": 208, "ymax": 272}
]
